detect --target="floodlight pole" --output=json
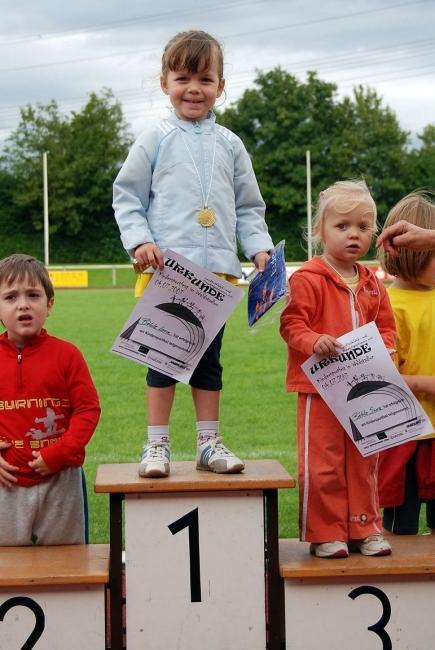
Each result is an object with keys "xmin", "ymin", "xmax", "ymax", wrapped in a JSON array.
[
  {"xmin": 306, "ymin": 150, "xmax": 312, "ymax": 260},
  {"xmin": 42, "ymin": 151, "xmax": 49, "ymax": 266}
]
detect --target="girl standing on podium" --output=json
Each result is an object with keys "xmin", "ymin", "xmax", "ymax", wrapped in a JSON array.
[
  {"xmin": 113, "ymin": 30, "xmax": 273, "ymax": 478},
  {"xmin": 280, "ymin": 180, "xmax": 396, "ymax": 558},
  {"xmin": 378, "ymin": 191, "xmax": 435, "ymax": 535}
]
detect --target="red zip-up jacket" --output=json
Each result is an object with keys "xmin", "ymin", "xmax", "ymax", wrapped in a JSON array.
[
  {"xmin": 280, "ymin": 256, "xmax": 396, "ymax": 393},
  {"xmin": 0, "ymin": 330, "xmax": 100, "ymax": 487}
]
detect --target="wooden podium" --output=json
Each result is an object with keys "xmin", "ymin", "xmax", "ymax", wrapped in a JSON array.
[
  {"xmin": 0, "ymin": 544, "xmax": 109, "ymax": 649},
  {"xmin": 280, "ymin": 536, "xmax": 435, "ymax": 649},
  {"xmin": 95, "ymin": 459, "xmax": 294, "ymax": 650}
]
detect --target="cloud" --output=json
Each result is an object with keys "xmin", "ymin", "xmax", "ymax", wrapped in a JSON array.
[{"xmin": 1, "ymin": 0, "xmax": 434, "ymax": 148}]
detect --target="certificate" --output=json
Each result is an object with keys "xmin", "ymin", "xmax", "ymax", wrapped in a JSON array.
[
  {"xmin": 111, "ymin": 250, "xmax": 244, "ymax": 384},
  {"xmin": 301, "ymin": 321, "xmax": 433, "ymax": 456}
]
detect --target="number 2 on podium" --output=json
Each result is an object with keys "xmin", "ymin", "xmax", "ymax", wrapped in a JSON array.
[
  {"xmin": 168, "ymin": 507, "xmax": 202, "ymax": 602},
  {"xmin": 0, "ymin": 596, "xmax": 45, "ymax": 650}
]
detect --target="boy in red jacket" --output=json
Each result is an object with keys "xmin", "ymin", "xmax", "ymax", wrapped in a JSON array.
[{"xmin": 0, "ymin": 254, "xmax": 100, "ymax": 545}]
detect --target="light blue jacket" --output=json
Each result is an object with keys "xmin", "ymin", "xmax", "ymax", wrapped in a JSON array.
[{"xmin": 113, "ymin": 112, "xmax": 273, "ymax": 277}]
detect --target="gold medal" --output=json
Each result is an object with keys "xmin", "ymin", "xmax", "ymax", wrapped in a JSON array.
[{"xmin": 197, "ymin": 207, "xmax": 216, "ymax": 227}]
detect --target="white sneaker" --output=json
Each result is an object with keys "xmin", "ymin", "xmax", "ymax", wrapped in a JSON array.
[
  {"xmin": 196, "ymin": 437, "xmax": 245, "ymax": 474},
  {"xmin": 139, "ymin": 443, "xmax": 170, "ymax": 478},
  {"xmin": 352, "ymin": 534, "xmax": 392, "ymax": 556},
  {"xmin": 310, "ymin": 541, "xmax": 349, "ymax": 558}
]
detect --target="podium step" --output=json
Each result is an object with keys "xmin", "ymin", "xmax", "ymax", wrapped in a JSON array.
[
  {"xmin": 96, "ymin": 459, "xmax": 294, "ymax": 650},
  {"xmin": 279, "ymin": 535, "xmax": 435, "ymax": 579},
  {"xmin": 279, "ymin": 536, "xmax": 435, "ymax": 650},
  {"xmin": 0, "ymin": 545, "xmax": 109, "ymax": 649},
  {"xmin": 0, "ymin": 543, "xmax": 109, "ymax": 586},
  {"xmin": 95, "ymin": 458, "xmax": 295, "ymax": 493}
]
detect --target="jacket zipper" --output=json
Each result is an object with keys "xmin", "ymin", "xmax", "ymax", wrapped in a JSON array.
[
  {"xmin": 17, "ymin": 351, "xmax": 23, "ymax": 391},
  {"xmin": 347, "ymin": 271, "xmax": 372, "ymax": 330},
  {"xmin": 347, "ymin": 288, "xmax": 360, "ymax": 329}
]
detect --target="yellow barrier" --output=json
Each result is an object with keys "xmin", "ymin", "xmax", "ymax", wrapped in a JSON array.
[{"xmin": 48, "ymin": 270, "xmax": 88, "ymax": 288}]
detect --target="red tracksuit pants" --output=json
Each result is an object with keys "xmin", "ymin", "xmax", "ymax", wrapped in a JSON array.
[{"xmin": 297, "ymin": 393, "xmax": 382, "ymax": 543}]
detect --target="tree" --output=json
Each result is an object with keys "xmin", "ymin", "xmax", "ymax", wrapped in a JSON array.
[
  {"xmin": 0, "ymin": 166, "xmax": 23, "ymax": 258},
  {"xmin": 218, "ymin": 69, "xmax": 410, "ymax": 259},
  {"xmin": 219, "ymin": 69, "xmax": 339, "ymax": 259},
  {"xmin": 0, "ymin": 89, "xmax": 132, "ymax": 262},
  {"xmin": 404, "ymin": 124, "xmax": 435, "ymax": 193},
  {"xmin": 332, "ymin": 86, "xmax": 409, "ymax": 225}
]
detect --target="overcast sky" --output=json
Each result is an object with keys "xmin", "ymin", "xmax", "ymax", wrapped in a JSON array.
[{"xmin": 1, "ymin": 0, "xmax": 434, "ymax": 150}]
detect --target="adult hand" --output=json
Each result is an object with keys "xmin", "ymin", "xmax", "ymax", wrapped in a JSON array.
[
  {"xmin": 313, "ymin": 334, "xmax": 343, "ymax": 356},
  {"xmin": 134, "ymin": 242, "xmax": 164, "ymax": 271},
  {"xmin": 253, "ymin": 251, "xmax": 271, "ymax": 272},
  {"xmin": 376, "ymin": 221, "xmax": 435, "ymax": 255}
]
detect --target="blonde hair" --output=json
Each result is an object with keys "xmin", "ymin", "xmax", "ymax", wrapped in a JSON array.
[
  {"xmin": 311, "ymin": 179, "xmax": 377, "ymax": 251},
  {"xmin": 161, "ymin": 30, "xmax": 224, "ymax": 80},
  {"xmin": 378, "ymin": 190, "xmax": 435, "ymax": 280},
  {"xmin": 0, "ymin": 254, "xmax": 54, "ymax": 301}
]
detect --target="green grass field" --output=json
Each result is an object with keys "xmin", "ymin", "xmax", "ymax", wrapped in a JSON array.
[{"xmin": 47, "ymin": 288, "xmax": 299, "ymax": 543}]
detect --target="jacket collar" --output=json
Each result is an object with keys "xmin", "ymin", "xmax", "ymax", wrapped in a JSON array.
[
  {"xmin": 0, "ymin": 328, "xmax": 48, "ymax": 354},
  {"xmin": 167, "ymin": 110, "xmax": 216, "ymax": 133},
  {"xmin": 300, "ymin": 256, "xmax": 375, "ymax": 289}
]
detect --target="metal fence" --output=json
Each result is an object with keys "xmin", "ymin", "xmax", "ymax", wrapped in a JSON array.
[{"xmin": 47, "ymin": 261, "xmax": 389, "ymax": 289}]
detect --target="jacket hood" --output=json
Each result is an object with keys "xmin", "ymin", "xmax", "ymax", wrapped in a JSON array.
[{"xmin": 296, "ymin": 256, "xmax": 374, "ymax": 287}]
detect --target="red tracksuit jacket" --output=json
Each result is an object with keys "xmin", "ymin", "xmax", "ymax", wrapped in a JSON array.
[{"xmin": 280, "ymin": 256, "xmax": 396, "ymax": 392}]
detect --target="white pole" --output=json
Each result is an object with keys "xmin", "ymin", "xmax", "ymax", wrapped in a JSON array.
[
  {"xmin": 306, "ymin": 150, "xmax": 312, "ymax": 260},
  {"xmin": 43, "ymin": 151, "xmax": 49, "ymax": 266}
]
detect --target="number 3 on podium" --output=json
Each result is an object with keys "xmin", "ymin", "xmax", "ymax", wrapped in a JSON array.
[{"xmin": 349, "ymin": 586, "xmax": 392, "ymax": 650}]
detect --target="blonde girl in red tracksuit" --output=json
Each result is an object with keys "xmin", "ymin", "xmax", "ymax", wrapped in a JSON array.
[{"xmin": 280, "ymin": 180, "xmax": 396, "ymax": 558}]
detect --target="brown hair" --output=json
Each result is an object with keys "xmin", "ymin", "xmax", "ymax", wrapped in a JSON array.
[
  {"xmin": 0, "ymin": 254, "xmax": 54, "ymax": 301},
  {"xmin": 378, "ymin": 191, "xmax": 435, "ymax": 280},
  {"xmin": 161, "ymin": 30, "xmax": 224, "ymax": 80}
]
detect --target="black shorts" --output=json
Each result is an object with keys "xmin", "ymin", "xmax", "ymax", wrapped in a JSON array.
[{"xmin": 146, "ymin": 327, "xmax": 225, "ymax": 391}]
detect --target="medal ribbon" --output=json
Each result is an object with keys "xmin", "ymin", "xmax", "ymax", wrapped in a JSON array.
[{"xmin": 180, "ymin": 129, "xmax": 217, "ymax": 210}]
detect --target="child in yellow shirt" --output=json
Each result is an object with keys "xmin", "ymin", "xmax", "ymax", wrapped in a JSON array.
[{"xmin": 378, "ymin": 191, "xmax": 435, "ymax": 534}]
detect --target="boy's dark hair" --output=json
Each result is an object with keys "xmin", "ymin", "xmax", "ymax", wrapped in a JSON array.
[
  {"xmin": 161, "ymin": 30, "xmax": 224, "ymax": 80},
  {"xmin": 0, "ymin": 254, "xmax": 54, "ymax": 301}
]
